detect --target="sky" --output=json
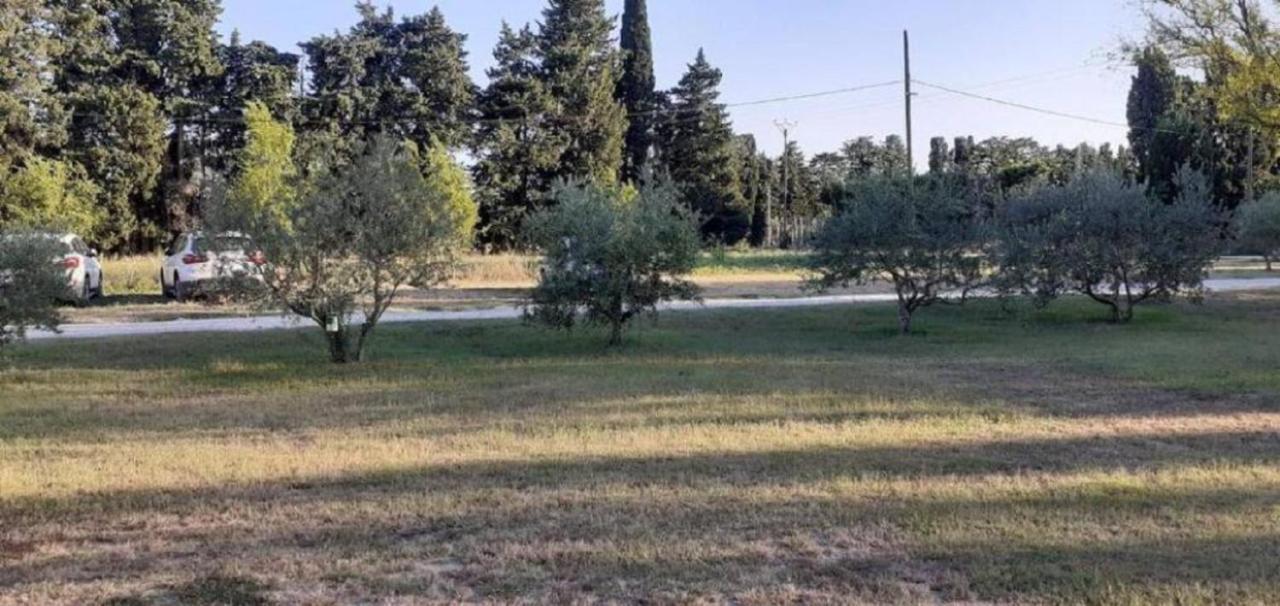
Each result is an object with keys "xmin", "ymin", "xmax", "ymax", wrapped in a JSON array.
[{"xmin": 216, "ymin": 1, "xmax": 1147, "ymax": 166}]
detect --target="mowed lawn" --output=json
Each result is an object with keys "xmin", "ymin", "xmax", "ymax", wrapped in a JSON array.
[{"xmin": 2, "ymin": 294, "xmax": 1280, "ymax": 604}]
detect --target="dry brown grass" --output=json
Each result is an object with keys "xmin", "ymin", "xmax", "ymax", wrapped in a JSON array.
[{"xmin": 3, "ymin": 294, "xmax": 1280, "ymax": 604}]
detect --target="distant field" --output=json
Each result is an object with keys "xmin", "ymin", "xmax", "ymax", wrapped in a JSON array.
[{"xmin": 3, "ymin": 293, "xmax": 1279, "ymax": 603}]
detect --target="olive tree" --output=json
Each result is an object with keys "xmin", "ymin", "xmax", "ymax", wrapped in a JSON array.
[
  {"xmin": 808, "ymin": 178, "xmax": 990, "ymax": 334},
  {"xmin": 1237, "ymin": 192, "xmax": 1280, "ymax": 271},
  {"xmin": 525, "ymin": 180, "xmax": 702, "ymax": 345},
  {"xmin": 0, "ymin": 233, "xmax": 67, "ymax": 348},
  {"xmin": 995, "ymin": 170, "xmax": 1222, "ymax": 323},
  {"xmin": 216, "ymin": 129, "xmax": 476, "ymax": 363}
]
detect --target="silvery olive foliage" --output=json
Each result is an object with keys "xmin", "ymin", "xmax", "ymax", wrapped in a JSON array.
[
  {"xmin": 524, "ymin": 179, "xmax": 702, "ymax": 345},
  {"xmin": 213, "ymin": 133, "xmax": 476, "ymax": 363},
  {"xmin": 1236, "ymin": 192, "xmax": 1280, "ymax": 271},
  {"xmin": 808, "ymin": 177, "xmax": 991, "ymax": 334},
  {"xmin": 0, "ymin": 233, "xmax": 67, "ymax": 348},
  {"xmin": 995, "ymin": 170, "xmax": 1223, "ymax": 322}
]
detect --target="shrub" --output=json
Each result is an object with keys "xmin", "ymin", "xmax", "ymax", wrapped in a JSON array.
[
  {"xmin": 1236, "ymin": 192, "xmax": 1280, "ymax": 271},
  {"xmin": 0, "ymin": 157, "xmax": 103, "ymax": 239},
  {"xmin": 214, "ymin": 122, "xmax": 475, "ymax": 363},
  {"xmin": 0, "ymin": 232, "xmax": 67, "ymax": 348},
  {"xmin": 995, "ymin": 170, "xmax": 1223, "ymax": 323},
  {"xmin": 808, "ymin": 177, "xmax": 990, "ymax": 334},
  {"xmin": 525, "ymin": 180, "xmax": 702, "ymax": 345}
]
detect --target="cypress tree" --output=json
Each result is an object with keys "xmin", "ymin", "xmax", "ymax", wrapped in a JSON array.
[
  {"xmin": 1126, "ymin": 45, "xmax": 1179, "ymax": 184},
  {"xmin": 618, "ymin": 0, "xmax": 655, "ymax": 182},
  {"xmin": 928, "ymin": 137, "xmax": 952, "ymax": 175}
]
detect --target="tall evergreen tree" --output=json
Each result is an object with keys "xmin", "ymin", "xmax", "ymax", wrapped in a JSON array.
[
  {"xmin": 1127, "ymin": 45, "xmax": 1180, "ymax": 184},
  {"xmin": 618, "ymin": 0, "xmax": 655, "ymax": 182},
  {"xmin": 473, "ymin": 23, "xmax": 567, "ymax": 249},
  {"xmin": 657, "ymin": 49, "xmax": 747, "ymax": 243},
  {"xmin": 734, "ymin": 134, "xmax": 771, "ymax": 247},
  {"xmin": 928, "ymin": 137, "xmax": 952, "ymax": 175},
  {"xmin": 953, "ymin": 135, "xmax": 975, "ymax": 172},
  {"xmin": 210, "ymin": 31, "xmax": 299, "ymax": 172},
  {"xmin": 537, "ymin": 0, "xmax": 627, "ymax": 185},
  {"xmin": 0, "ymin": 0, "xmax": 64, "ymax": 163},
  {"xmin": 396, "ymin": 6, "xmax": 476, "ymax": 150},
  {"xmin": 774, "ymin": 140, "xmax": 818, "ymax": 248},
  {"xmin": 49, "ymin": 0, "xmax": 170, "ymax": 249},
  {"xmin": 302, "ymin": 3, "xmax": 475, "ymax": 155}
]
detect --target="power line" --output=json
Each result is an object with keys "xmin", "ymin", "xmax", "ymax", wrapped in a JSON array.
[
  {"xmin": 912, "ymin": 79, "xmax": 1130, "ymax": 129},
  {"xmin": 724, "ymin": 80, "xmax": 900, "ymax": 109},
  {"xmin": 911, "ymin": 78, "xmax": 1199, "ymax": 137}
]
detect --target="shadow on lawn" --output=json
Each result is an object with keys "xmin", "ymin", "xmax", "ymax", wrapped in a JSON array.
[
  {"xmin": 6, "ymin": 432, "xmax": 1280, "ymax": 602},
  {"xmin": 7, "ymin": 429, "xmax": 1279, "ymax": 522}
]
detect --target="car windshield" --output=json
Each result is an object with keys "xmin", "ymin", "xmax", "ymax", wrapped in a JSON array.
[{"xmin": 196, "ymin": 236, "xmax": 252, "ymax": 254}]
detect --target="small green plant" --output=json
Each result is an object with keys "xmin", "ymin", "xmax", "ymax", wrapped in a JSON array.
[{"xmin": 525, "ymin": 179, "xmax": 702, "ymax": 345}]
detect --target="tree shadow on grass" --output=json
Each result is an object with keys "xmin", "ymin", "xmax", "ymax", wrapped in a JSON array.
[{"xmin": 6, "ymin": 437, "xmax": 1279, "ymax": 603}]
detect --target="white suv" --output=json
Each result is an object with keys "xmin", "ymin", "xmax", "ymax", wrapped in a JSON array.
[{"xmin": 160, "ymin": 232, "xmax": 263, "ymax": 300}]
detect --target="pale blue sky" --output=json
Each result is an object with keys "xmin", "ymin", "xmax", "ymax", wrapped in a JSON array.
[{"xmin": 217, "ymin": 1, "xmax": 1145, "ymax": 164}]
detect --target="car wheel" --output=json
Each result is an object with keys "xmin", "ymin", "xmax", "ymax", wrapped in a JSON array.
[
  {"xmin": 174, "ymin": 274, "xmax": 190, "ymax": 302},
  {"xmin": 161, "ymin": 270, "xmax": 174, "ymax": 299},
  {"xmin": 75, "ymin": 277, "xmax": 92, "ymax": 307},
  {"xmin": 93, "ymin": 271, "xmax": 105, "ymax": 299}
]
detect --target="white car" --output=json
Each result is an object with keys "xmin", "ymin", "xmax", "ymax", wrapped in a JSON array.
[
  {"xmin": 55, "ymin": 233, "xmax": 104, "ymax": 304},
  {"xmin": 0, "ymin": 233, "xmax": 104, "ymax": 304},
  {"xmin": 160, "ymin": 232, "xmax": 264, "ymax": 301}
]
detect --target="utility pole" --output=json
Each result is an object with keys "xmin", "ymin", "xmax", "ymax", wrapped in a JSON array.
[
  {"xmin": 773, "ymin": 119, "xmax": 797, "ymax": 248},
  {"xmin": 1247, "ymin": 128, "xmax": 1256, "ymax": 202},
  {"xmin": 903, "ymin": 30, "xmax": 914, "ymax": 176}
]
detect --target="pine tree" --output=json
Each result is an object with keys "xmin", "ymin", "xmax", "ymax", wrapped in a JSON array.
[
  {"xmin": 49, "ymin": 0, "xmax": 169, "ymax": 249},
  {"xmin": 211, "ymin": 31, "xmax": 299, "ymax": 173},
  {"xmin": 0, "ymin": 0, "xmax": 64, "ymax": 163},
  {"xmin": 537, "ymin": 0, "xmax": 626, "ymax": 185},
  {"xmin": 396, "ymin": 7, "xmax": 477, "ymax": 150},
  {"xmin": 618, "ymin": 0, "xmax": 655, "ymax": 182},
  {"xmin": 302, "ymin": 4, "xmax": 476, "ymax": 155},
  {"xmin": 657, "ymin": 49, "xmax": 747, "ymax": 243},
  {"xmin": 473, "ymin": 23, "xmax": 567, "ymax": 249}
]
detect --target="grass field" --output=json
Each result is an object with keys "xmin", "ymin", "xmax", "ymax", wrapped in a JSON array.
[{"xmin": 3, "ymin": 293, "xmax": 1280, "ymax": 603}]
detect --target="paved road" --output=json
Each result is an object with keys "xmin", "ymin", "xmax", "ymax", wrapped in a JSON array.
[{"xmin": 26, "ymin": 277, "xmax": 1280, "ymax": 342}]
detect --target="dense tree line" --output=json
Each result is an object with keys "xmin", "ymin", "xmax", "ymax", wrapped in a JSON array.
[{"xmin": 6, "ymin": 0, "xmax": 1276, "ymax": 256}]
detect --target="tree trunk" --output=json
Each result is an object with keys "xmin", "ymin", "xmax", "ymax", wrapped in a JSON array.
[
  {"xmin": 608, "ymin": 320, "xmax": 624, "ymax": 346},
  {"xmin": 607, "ymin": 296, "xmax": 626, "ymax": 346},
  {"xmin": 326, "ymin": 329, "xmax": 351, "ymax": 364},
  {"xmin": 897, "ymin": 301, "xmax": 913, "ymax": 335}
]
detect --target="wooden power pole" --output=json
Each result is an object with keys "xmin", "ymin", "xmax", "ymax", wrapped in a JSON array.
[
  {"xmin": 903, "ymin": 30, "xmax": 914, "ymax": 176},
  {"xmin": 773, "ymin": 119, "xmax": 797, "ymax": 248}
]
